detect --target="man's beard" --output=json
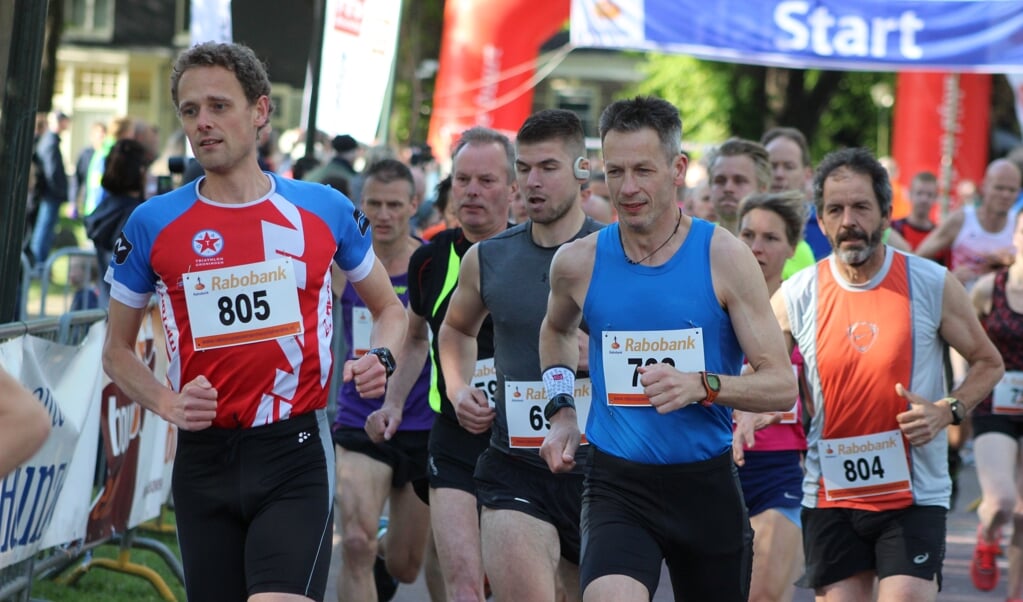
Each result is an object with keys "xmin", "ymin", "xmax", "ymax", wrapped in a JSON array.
[{"xmin": 831, "ymin": 225, "xmax": 883, "ymax": 267}]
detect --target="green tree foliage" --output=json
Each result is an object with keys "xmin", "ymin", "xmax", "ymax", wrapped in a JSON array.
[
  {"xmin": 625, "ymin": 52, "xmax": 894, "ymax": 163},
  {"xmin": 388, "ymin": 0, "xmax": 445, "ymax": 147}
]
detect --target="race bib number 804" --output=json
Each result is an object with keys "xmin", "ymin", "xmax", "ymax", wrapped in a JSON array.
[{"xmin": 183, "ymin": 257, "xmax": 303, "ymax": 350}]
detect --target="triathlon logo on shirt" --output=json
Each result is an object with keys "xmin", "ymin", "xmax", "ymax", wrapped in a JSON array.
[
  {"xmin": 112, "ymin": 232, "xmax": 133, "ymax": 264},
  {"xmin": 847, "ymin": 321, "xmax": 879, "ymax": 353},
  {"xmin": 352, "ymin": 208, "xmax": 370, "ymax": 236},
  {"xmin": 192, "ymin": 230, "xmax": 224, "ymax": 257}
]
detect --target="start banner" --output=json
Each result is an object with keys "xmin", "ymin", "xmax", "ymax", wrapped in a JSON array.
[{"xmin": 571, "ymin": 0, "xmax": 1023, "ymax": 73}]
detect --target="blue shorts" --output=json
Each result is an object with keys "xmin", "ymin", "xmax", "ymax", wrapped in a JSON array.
[{"xmin": 737, "ymin": 449, "xmax": 803, "ymax": 524}]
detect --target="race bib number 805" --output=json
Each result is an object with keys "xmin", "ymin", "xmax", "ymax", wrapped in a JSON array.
[{"xmin": 183, "ymin": 258, "xmax": 303, "ymax": 350}]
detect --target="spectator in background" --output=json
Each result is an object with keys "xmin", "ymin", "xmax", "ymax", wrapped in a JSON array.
[
  {"xmin": 707, "ymin": 137, "xmax": 771, "ymax": 235},
  {"xmin": 69, "ymin": 254, "xmax": 100, "ymax": 311},
  {"xmin": 760, "ymin": 126, "xmax": 832, "ymax": 262},
  {"xmin": 29, "ymin": 110, "xmax": 71, "ymax": 267},
  {"xmin": 917, "ymin": 158, "xmax": 1021, "ymax": 292},
  {"xmin": 508, "ymin": 187, "xmax": 528, "ymax": 224},
  {"xmin": 683, "ymin": 179, "xmax": 717, "ymax": 222},
  {"xmin": 892, "ymin": 171, "xmax": 947, "ymax": 263},
  {"xmin": 88, "ymin": 139, "xmax": 149, "ymax": 307},
  {"xmin": 879, "ymin": 155, "xmax": 911, "ymax": 221},
  {"xmin": 290, "ymin": 155, "xmax": 321, "ymax": 182},
  {"xmin": 23, "ymin": 114, "xmax": 49, "ymax": 249},
  {"xmin": 304, "ymin": 133, "xmax": 360, "ymax": 186},
  {"xmin": 421, "ymin": 175, "xmax": 456, "ymax": 241},
  {"xmin": 83, "ymin": 116, "xmax": 136, "ymax": 216},
  {"xmin": 73, "ymin": 121, "xmax": 107, "ymax": 219}
]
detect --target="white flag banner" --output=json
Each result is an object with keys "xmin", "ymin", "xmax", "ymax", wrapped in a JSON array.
[
  {"xmin": 0, "ymin": 324, "xmax": 104, "ymax": 567},
  {"xmin": 191, "ymin": 0, "xmax": 233, "ymax": 45},
  {"xmin": 315, "ymin": 0, "xmax": 402, "ymax": 142}
]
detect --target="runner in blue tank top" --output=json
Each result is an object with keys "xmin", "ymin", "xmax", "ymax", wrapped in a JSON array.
[{"xmin": 538, "ymin": 96, "xmax": 797, "ymax": 601}]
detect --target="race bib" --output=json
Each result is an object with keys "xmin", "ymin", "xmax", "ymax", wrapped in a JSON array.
[
  {"xmin": 473, "ymin": 358, "xmax": 497, "ymax": 408},
  {"xmin": 602, "ymin": 328, "xmax": 705, "ymax": 407},
  {"xmin": 819, "ymin": 430, "xmax": 911, "ymax": 501},
  {"xmin": 351, "ymin": 306, "xmax": 372, "ymax": 357},
  {"xmin": 993, "ymin": 371, "xmax": 1023, "ymax": 415},
  {"xmin": 183, "ymin": 258, "xmax": 303, "ymax": 350},
  {"xmin": 505, "ymin": 378, "xmax": 592, "ymax": 448}
]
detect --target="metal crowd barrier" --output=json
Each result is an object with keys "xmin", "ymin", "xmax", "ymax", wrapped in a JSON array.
[{"xmin": 36, "ymin": 247, "xmax": 101, "ymax": 318}]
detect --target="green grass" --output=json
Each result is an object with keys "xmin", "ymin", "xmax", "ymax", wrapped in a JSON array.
[{"xmin": 29, "ymin": 512, "xmax": 186, "ymax": 602}]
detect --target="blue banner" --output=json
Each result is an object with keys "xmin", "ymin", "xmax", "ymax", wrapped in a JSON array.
[{"xmin": 570, "ymin": 0, "xmax": 1023, "ymax": 72}]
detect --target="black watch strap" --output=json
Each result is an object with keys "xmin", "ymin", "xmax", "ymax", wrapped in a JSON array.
[
  {"xmin": 947, "ymin": 397, "xmax": 965, "ymax": 426},
  {"xmin": 544, "ymin": 393, "xmax": 576, "ymax": 421},
  {"xmin": 368, "ymin": 347, "xmax": 396, "ymax": 378}
]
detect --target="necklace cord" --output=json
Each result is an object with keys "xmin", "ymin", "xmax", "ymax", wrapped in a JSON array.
[{"xmin": 621, "ymin": 208, "xmax": 683, "ymax": 265}]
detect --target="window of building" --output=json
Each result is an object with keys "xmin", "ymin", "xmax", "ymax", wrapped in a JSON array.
[
  {"xmin": 66, "ymin": 0, "xmax": 113, "ymax": 37},
  {"xmin": 554, "ymin": 88, "xmax": 596, "ymax": 137},
  {"xmin": 174, "ymin": 0, "xmax": 192, "ymax": 45},
  {"xmin": 75, "ymin": 68, "xmax": 120, "ymax": 100}
]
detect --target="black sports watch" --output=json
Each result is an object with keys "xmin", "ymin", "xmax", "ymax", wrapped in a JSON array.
[
  {"xmin": 543, "ymin": 393, "xmax": 576, "ymax": 421},
  {"xmin": 946, "ymin": 397, "xmax": 966, "ymax": 426},
  {"xmin": 368, "ymin": 347, "xmax": 396, "ymax": 379}
]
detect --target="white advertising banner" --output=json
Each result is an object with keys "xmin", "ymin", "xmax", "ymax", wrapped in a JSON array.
[
  {"xmin": 0, "ymin": 324, "xmax": 105, "ymax": 567},
  {"xmin": 315, "ymin": 0, "xmax": 403, "ymax": 142}
]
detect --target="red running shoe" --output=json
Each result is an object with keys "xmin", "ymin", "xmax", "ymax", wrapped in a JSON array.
[{"xmin": 971, "ymin": 525, "xmax": 1001, "ymax": 592}]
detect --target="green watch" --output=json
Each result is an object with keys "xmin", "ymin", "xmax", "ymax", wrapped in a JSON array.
[{"xmin": 699, "ymin": 372, "xmax": 721, "ymax": 407}]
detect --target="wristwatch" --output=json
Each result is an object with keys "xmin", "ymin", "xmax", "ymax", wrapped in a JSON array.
[
  {"xmin": 368, "ymin": 347, "xmax": 396, "ymax": 379},
  {"xmin": 544, "ymin": 393, "xmax": 576, "ymax": 421},
  {"xmin": 946, "ymin": 397, "xmax": 966, "ymax": 426},
  {"xmin": 699, "ymin": 372, "xmax": 721, "ymax": 407}
]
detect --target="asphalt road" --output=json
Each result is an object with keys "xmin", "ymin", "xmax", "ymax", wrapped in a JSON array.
[{"xmin": 326, "ymin": 459, "xmax": 1006, "ymax": 601}]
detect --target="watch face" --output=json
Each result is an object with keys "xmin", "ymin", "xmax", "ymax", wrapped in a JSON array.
[{"xmin": 707, "ymin": 373, "xmax": 721, "ymax": 391}]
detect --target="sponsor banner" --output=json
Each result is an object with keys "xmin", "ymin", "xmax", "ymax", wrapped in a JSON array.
[
  {"xmin": 0, "ymin": 324, "xmax": 104, "ymax": 567},
  {"xmin": 86, "ymin": 308, "xmax": 175, "ymax": 544},
  {"xmin": 191, "ymin": 0, "xmax": 233, "ymax": 44},
  {"xmin": 571, "ymin": 0, "xmax": 1023, "ymax": 73},
  {"xmin": 892, "ymin": 72, "xmax": 990, "ymax": 216},
  {"xmin": 426, "ymin": 0, "xmax": 570, "ymax": 159},
  {"xmin": 315, "ymin": 0, "xmax": 403, "ymax": 142}
]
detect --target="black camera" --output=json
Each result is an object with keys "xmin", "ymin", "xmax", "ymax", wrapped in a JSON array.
[{"xmin": 168, "ymin": 156, "xmax": 187, "ymax": 174}]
